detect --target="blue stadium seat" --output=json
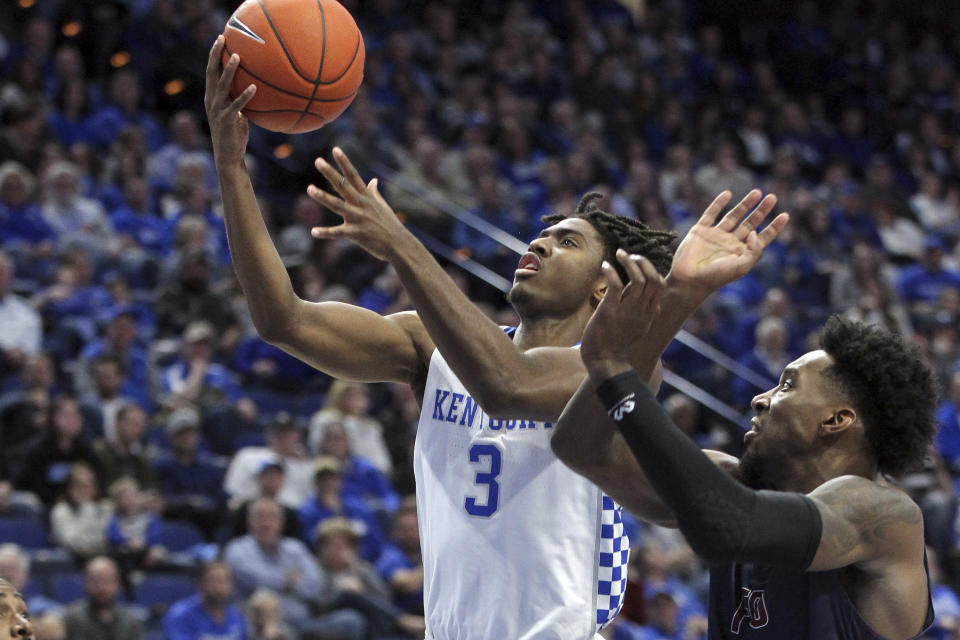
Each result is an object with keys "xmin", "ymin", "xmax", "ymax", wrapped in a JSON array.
[
  {"xmin": 134, "ymin": 574, "xmax": 195, "ymax": 610},
  {"xmin": 0, "ymin": 516, "xmax": 50, "ymax": 550},
  {"xmin": 157, "ymin": 520, "xmax": 205, "ymax": 552},
  {"xmin": 50, "ymin": 572, "xmax": 85, "ymax": 604}
]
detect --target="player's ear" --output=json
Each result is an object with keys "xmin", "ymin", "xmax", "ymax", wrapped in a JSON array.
[
  {"xmin": 819, "ymin": 409, "xmax": 857, "ymax": 435},
  {"xmin": 591, "ymin": 281, "xmax": 608, "ymax": 308}
]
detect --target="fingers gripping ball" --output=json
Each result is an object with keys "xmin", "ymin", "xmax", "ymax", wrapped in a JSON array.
[{"xmin": 222, "ymin": 0, "xmax": 365, "ymax": 133}]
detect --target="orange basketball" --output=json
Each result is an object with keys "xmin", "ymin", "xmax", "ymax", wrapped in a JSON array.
[{"xmin": 221, "ymin": 0, "xmax": 364, "ymax": 133}]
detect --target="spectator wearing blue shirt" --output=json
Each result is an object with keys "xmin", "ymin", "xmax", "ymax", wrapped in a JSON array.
[
  {"xmin": 936, "ymin": 371, "xmax": 960, "ymax": 473},
  {"xmin": 85, "ymin": 69, "xmax": 165, "ymax": 152},
  {"xmin": 0, "ymin": 161, "xmax": 56, "ymax": 251},
  {"xmin": 153, "ymin": 407, "xmax": 226, "ymax": 539},
  {"xmin": 110, "ymin": 176, "xmax": 173, "ymax": 277},
  {"xmin": 160, "ymin": 321, "xmax": 243, "ymax": 410},
  {"xmin": 163, "ymin": 561, "xmax": 247, "ymax": 640},
  {"xmin": 730, "ymin": 316, "xmax": 793, "ymax": 409},
  {"xmin": 375, "ymin": 500, "xmax": 423, "ymax": 614},
  {"xmin": 452, "ymin": 173, "xmax": 528, "ymax": 279},
  {"xmin": 105, "ymin": 477, "xmax": 164, "ymax": 572},
  {"xmin": 299, "ymin": 456, "xmax": 385, "ymax": 563},
  {"xmin": 76, "ymin": 307, "xmax": 152, "ymax": 412},
  {"xmin": 314, "ymin": 422, "xmax": 399, "ymax": 515},
  {"xmin": 898, "ymin": 236, "xmax": 960, "ymax": 310}
]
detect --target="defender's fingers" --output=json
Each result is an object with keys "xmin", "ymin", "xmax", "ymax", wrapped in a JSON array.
[
  {"xmin": 333, "ymin": 147, "xmax": 367, "ymax": 192},
  {"xmin": 306, "ymin": 184, "xmax": 352, "ymax": 218},
  {"xmin": 734, "ymin": 193, "xmax": 777, "ymax": 240},
  {"xmin": 310, "ymin": 224, "xmax": 350, "ymax": 239},
  {"xmin": 616, "ymin": 249, "xmax": 647, "ymax": 287},
  {"xmin": 755, "ymin": 212, "xmax": 791, "ymax": 248},
  {"xmin": 636, "ymin": 257, "xmax": 666, "ymax": 304},
  {"xmin": 717, "ymin": 189, "xmax": 762, "ymax": 232},
  {"xmin": 601, "ymin": 260, "xmax": 626, "ymax": 296},
  {"xmin": 696, "ymin": 191, "xmax": 733, "ymax": 227},
  {"xmin": 314, "ymin": 158, "xmax": 354, "ymax": 199}
]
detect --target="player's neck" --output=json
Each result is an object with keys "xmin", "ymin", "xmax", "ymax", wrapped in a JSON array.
[
  {"xmin": 778, "ymin": 452, "xmax": 875, "ymax": 494},
  {"xmin": 513, "ymin": 312, "xmax": 590, "ymax": 350}
]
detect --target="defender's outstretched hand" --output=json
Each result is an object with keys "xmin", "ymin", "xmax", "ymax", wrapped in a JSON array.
[
  {"xmin": 669, "ymin": 189, "xmax": 789, "ymax": 297},
  {"xmin": 307, "ymin": 147, "xmax": 408, "ymax": 261},
  {"xmin": 580, "ymin": 250, "xmax": 666, "ymax": 380},
  {"xmin": 204, "ymin": 35, "xmax": 257, "ymax": 167}
]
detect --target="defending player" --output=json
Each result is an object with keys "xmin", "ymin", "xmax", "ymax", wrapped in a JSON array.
[
  {"xmin": 554, "ymin": 248, "xmax": 936, "ymax": 639},
  {"xmin": 0, "ymin": 579, "xmax": 34, "ymax": 639},
  {"xmin": 205, "ymin": 35, "xmax": 788, "ymax": 638}
]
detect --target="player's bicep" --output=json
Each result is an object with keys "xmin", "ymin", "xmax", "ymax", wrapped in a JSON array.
[
  {"xmin": 268, "ymin": 302, "xmax": 431, "ymax": 383},
  {"xmin": 807, "ymin": 476, "xmax": 922, "ymax": 572}
]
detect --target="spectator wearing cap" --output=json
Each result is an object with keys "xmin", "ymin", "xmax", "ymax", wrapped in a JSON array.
[
  {"xmin": 314, "ymin": 421, "xmax": 399, "ymax": 515},
  {"xmin": 75, "ymin": 305, "xmax": 151, "ymax": 410},
  {"xmin": 897, "ymin": 235, "xmax": 960, "ymax": 314},
  {"xmin": 63, "ymin": 556, "xmax": 146, "ymax": 640},
  {"xmin": 375, "ymin": 499, "xmax": 423, "ymax": 614},
  {"xmin": 160, "ymin": 321, "xmax": 245, "ymax": 416},
  {"xmin": 226, "ymin": 457, "xmax": 302, "ymax": 542},
  {"xmin": 299, "ymin": 456, "xmax": 385, "ymax": 563},
  {"xmin": 224, "ymin": 497, "xmax": 366, "ymax": 639},
  {"xmin": 162, "ymin": 561, "xmax": 247, "ymax": 640},
  {"xmin": 153, "ymin": 406, "xmax": 226, "ymax": 539},
  {"xmin": 314, "ymin": 517, "xmax": 425, "ymax": 639},
  {"xmin": 92, "ymin": 403, "xmax": 155, "ymax": 490},
  {"xmin": 224, "ymin": 413, "xmax": 314, "ymax": 510},
  {"xmin": 154, "ymin": 247, "xmax": 238, "ymax": 341}
]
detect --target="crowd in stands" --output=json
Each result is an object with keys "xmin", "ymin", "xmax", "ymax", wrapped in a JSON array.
[{"xmin": 2, "ymin": 0, "xmax": 960, "ymax": 638}]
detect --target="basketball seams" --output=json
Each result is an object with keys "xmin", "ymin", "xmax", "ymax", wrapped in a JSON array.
[
  {"xmin": 255, "ymin": 0, "xmax": 315, "ymax": 84},
  {"xmin": 316, "ymin": 35, "xmax": 361, "ymax": 85},
  {"xmin": 287, "ymin": 0, "xmax": 328, "ymax": 133},
  {"xmin": 223, "ymin": 42, "xmax": 357, "ymax": 102}
]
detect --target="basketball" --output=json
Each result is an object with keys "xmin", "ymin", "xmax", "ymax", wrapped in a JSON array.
[{"xmin": 221, "ymin": 0, "xmax": 365, "ymax": 133}]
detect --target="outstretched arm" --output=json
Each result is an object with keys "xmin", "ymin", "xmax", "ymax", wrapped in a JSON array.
[
  {"xmin": 552, "ymin": 191, "xmax": 788, "ymax": 520},
  {"xmin": 204, "ymin": 37, "xmax": 428, "ymax": 385},
  {"xmin": 307, "ymin": 150, "xmax": 589, "ymax": 421}
]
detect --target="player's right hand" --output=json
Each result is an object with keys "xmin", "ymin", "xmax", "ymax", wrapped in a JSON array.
[{"xmin": 205, "ymin": 35, "xmax": 257, "ymax": 168}]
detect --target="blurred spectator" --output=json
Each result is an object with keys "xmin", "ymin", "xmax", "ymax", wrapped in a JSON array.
[
  {"xmin": 154, "ymin": 250, "xmax": 238, "ymax": 341},
  {"xmin": 224, "ymin": 497, "xmax": 365, "ymax": 639},
  {"xmin": 75, "ymin": 306, "xmax": 151, "ymax": 411},
  {"xmin": 227, "ymin": 458, "xmax": 302, "ymax": 542},
  {"xmin": 79, "ymin": 355, "xmax": 138, "ymax": 442},
  {"xmin": 39, "ymin": 161, "xmax": 113, "ymax": 254},
  {"xmin": 910, "ymin": 172, "xmax": 959, "ymax": 235},
  {"xmin": 63, "ymin": 556, "xmax": 145, "ymax": 640},
  {"xmin": 246, "ymin": 589, "xmax": 297, "ymax": 640},
  {"xmin": 0, "ymin": 249, "xmax": 41, "ymax": 371},
  {"xmin": 314, "ymin": 518, "xmax": 425, "ymax": 639},
  {"xmin": 18, "ymin": 396, "xmax": 101, "ymax": 504},
  {"xmin": 0, "ymin": 352, "xmax": 57, "ymax": 474},
  {"xmin": 163, "ymin": 560, "xmax": 247, "ymax": 640},
  {"xmin": 0, "ymin": 161, "xmax": 55, "ymax": 253},
  {"xmin": 160, "ymin": 320, "xmax": 243, "ymax": 414},
  {"xmin": 313, "ymin": 421, "xmax": 399, "ymax": 515},
  {"xmin": 86, "ymin": 69, "xmax": 165, "ymax": 152},
  {"xmin": 308, "ymin": 381, "xmax": 392, "ymax": 475},
  {"xmin": 105, "ymin": 477, "xmax": 164, "ymax": 571},
  {"xmin": 152, "ymin": 406, "xmax": 225, "ymax": 538},
  {"xmin": 299, "ymin": 456, "xmax": 384, "ymax": 564},
  {"xmin": 375, "ymin": 500, "xmax": 423, "ymax": 614},
  {"xmin": 224, "ymin": 413, "xmax": 313, "ymax": 511},
  {"xmin": 0, "ymin": 543, "xmax": 60, "ymax": 617},
  {"xmin": 897, "ymin": 236, "xmax": 960, "ymax": 317},
  {"xmin": 730, "ymin": 316, "xmax": 792, "ymax": 408},
  {"xmin": 92, "ymin": 403, "xmax": 155, "ymax": 490},
  {"xmin": 693, "ymin": 140, "xmax": 754, "ymax": 205},
  {"xmin": 936, "ymin": 370, "xmax": 960, "ymax": 474},
  {"xmin": 49, "ymin": 462, "xmax": 110, "ymax": 560},
  {"xmin": 147, "ymin": 110, "xmax": 214, "ymax": 194}
]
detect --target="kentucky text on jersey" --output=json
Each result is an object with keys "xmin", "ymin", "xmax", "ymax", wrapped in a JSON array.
[{"xmin": 431, "ymin": 387, "xmax": 553, "ymax": 430}]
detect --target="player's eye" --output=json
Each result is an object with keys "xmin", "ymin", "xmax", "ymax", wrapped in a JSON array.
[
  {"xmin": 560, "ymin": 238, "xmax": 576, "ymax": 247},
  {"xmin": 779, "ymin": 379, "xmax": 793, "ymax": 391}
]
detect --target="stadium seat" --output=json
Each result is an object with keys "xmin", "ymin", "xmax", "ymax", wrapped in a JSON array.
[
  {"xmin": 157, "ymin": 519, "xmax": 205, "ymax": 552},
  {"xmin": 50, "ymin": 572, "xmax": 85, "ymax": 604},
  {"xmin": 134, "ymin": 574, "xmax": 195, "ymax": 610},
  {"xmin": 0, "ymin": 516, "xmax": 50, "ymax": 550}
]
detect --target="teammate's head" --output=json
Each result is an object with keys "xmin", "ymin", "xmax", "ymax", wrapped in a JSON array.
[
  {"xmin": 0, "ymin": 578, "xmax": 33, "ymax": 639},
  {"xmin": 741, "ymin": 316, "xmax": 937, "ymax": 488},
  {"xmin": 507, "ymin": 193, "xmax": 676, "ymax": 318}
]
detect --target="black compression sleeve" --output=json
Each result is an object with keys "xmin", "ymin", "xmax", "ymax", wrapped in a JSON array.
[{"xmin": 596, "ymin": 370, "xmax": 822, "ymax": 570}]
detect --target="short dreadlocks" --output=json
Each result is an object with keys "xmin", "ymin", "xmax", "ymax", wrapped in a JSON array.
[{"xmin": 542, "ymin": 193, "xmax": 677, "ymax": 283}]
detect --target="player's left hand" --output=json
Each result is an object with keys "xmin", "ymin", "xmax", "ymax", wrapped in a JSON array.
[
  {"xmin": 668, "ymin": 189, "xmax": 789, "ymax": 298},
  {"xmin": 307, "ymin": 147, "xmax": 408, "ymax": 261},
  {"xmin": 581, "ymin": 249, "xmax": 665, "ymax": 380}
]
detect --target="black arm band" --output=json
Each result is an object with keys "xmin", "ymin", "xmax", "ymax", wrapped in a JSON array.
[{"xmin": 596, "ymin": 370, "xmax": 822, "ymax": 570}]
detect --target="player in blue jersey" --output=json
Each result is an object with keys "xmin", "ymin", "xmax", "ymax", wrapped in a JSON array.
[
  {"xmin": 553, "ymin": 238, "xmax": 937, "ymax": 639},
  {"xmin": 205, "ymin": 36, "xmax": 788, "ymax": 639},
  {"xmin": 0, "ymin": 578, "xmax": 34, "ymax": 639}
]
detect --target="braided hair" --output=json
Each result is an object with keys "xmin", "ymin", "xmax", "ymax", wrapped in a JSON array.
[{"xmin": 542, "ymin": 193, "xmax": 677, "ymax": 282}]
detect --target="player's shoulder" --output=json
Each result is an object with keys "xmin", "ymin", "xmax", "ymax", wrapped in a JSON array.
[{"xmin": 810, "ymin": 475, "xmax": 923, "ymax": 543}]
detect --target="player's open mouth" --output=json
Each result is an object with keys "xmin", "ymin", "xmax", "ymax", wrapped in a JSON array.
[
  {"xmin": 515, "ymin": 253, "xmax": 541, "ymax": 277},
  {"xmin": 744, "ymin": 418, "xmax": 762, "ymax": 444}
]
